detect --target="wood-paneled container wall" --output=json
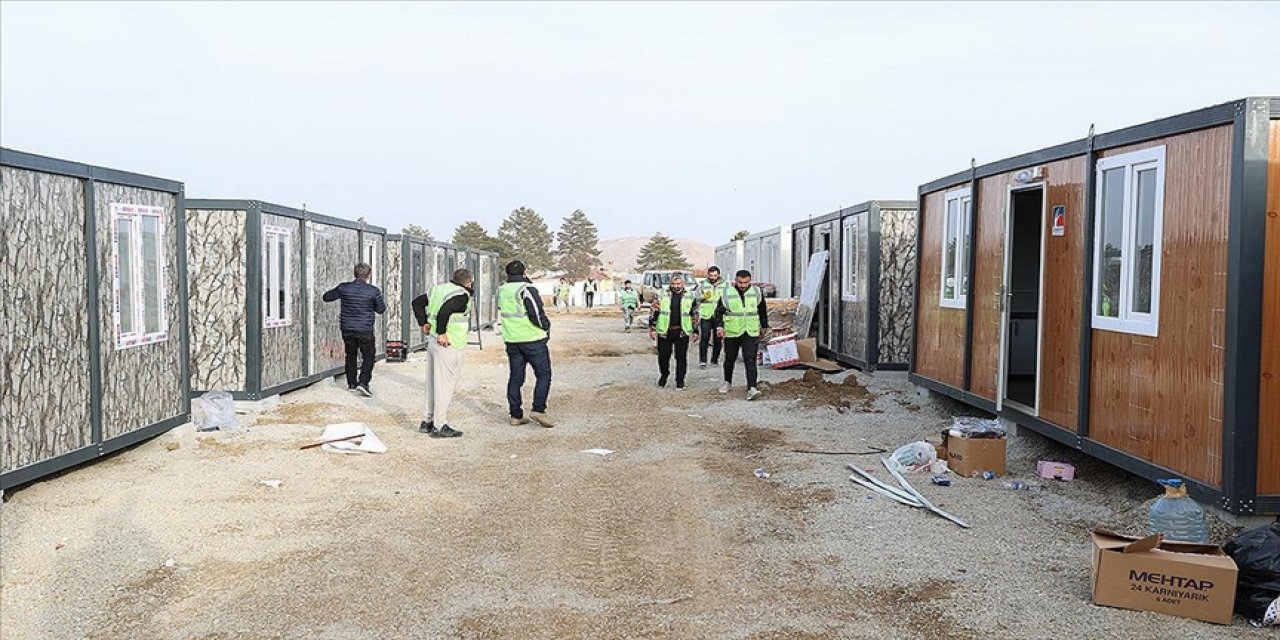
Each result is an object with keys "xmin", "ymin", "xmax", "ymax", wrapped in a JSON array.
[
  {"xmin": 1259, "ymin": 121, "xmax": 1280, "ymax": 496},
  {"xmin": 914, "ymin": 188, "xmax": 966, "ymax": 388},
  {"xmin": 0, "ymin": 167, "xmax": 93, "ymax": 472},
  {"xmin": 1088, "ymin": 125, "xmax": 1234, "ymax": 488}
]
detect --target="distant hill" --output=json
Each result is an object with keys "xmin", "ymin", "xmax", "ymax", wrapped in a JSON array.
[{"xmin": 598, "ymin": 237, "xmax": 715, "ymax": 272}]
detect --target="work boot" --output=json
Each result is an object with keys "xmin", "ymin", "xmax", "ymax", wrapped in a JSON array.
[
  {"xmin": 718, "ymin": 382, "xmax": 731, "ymax": 394},
  {"xmin": 658, "ymin": 374, "xmax": 668, "ymax": 388},
  {"xmin": 676, "ymin": 382, "xmax": 687, "ymax": 390},
  {"xmin": 747, "ymin": 387, "xmax": 761, "ymax": 401},
  {"xmin": 510, "ymin": 416, "xmax": 530, "ymax": 426},
  {"xmin": 699, "ymin": 361, "xmax": 707, "ymax": 369},
  {"xmin": 530, "ymin": 411, "xmax": 555, "ymax": 428},
  {"xmin": 357, "ymin": 384, "xmax": 372, "ymax": 398},
  {"xmin": 418, "ymin": 420, "xmax": 436, "ymax": 434},
  {"xmin": 430, "ymin": 425, "xmax": 463, "ymax": 438}
]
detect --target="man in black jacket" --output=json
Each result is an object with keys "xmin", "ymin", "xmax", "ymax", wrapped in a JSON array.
[{"xmin": 323, "ymin": 263, "xmax": 387, "ymax": 397}]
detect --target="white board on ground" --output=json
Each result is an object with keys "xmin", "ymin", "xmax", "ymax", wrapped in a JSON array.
[
  {"xmin": 320, "ymin": 422, "xmax": 387, "ymax": 454},
  {"xmin": 793, "ymin": 251, "xmax": 828, "ymax": 340}
]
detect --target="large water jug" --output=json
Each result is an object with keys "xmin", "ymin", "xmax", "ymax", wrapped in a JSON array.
[{"xmin": 1147, "ymin": 478, "xmax": 1209, "ymax": 543}]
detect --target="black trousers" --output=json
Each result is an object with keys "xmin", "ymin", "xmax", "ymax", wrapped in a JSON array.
[
  {"xmin": 585, "ymin": 292, "xmax": 595, "ymax": 308},
  {"xmin": 342, "ymin": 330, "xmax": 376, "ymax": 387},
  {"xmin": 698, "ymin": 318, "xmax": 722, "ymax": 364},
  {"xmin": 723, "ymin": 335, "xmax": 759, "ymax": 388},
  {"xmin": 657, "ymin": 333, "xmax": 690, "ymax": 386}
]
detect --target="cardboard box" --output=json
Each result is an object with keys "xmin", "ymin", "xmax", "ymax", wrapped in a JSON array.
[
  {"xmin": 928, "ymin": 438, "xmax": 948, "ymax": 463},
  {"xmin": 1036, "ymin": 460, "xmax": 1076, "ymax": 481},
  {"xmin": 944, "ymin": 433, "xmax": 1006, "ymax": 476},
  {"xmin": 1090, "ymin": 528, "xmax": 1238, "ymax": 625},
  {"xmin": 764, "ymin": 334, "xmax": 800, "ymax": 369},
  {"xmin": 795, "ymin": 338, "xmax": 817, "ymax": 363}
]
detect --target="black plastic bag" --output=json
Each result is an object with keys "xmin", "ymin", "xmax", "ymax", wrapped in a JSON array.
[{"xmin": 1224, "ymin": 521, "xmax": 1280, "ymax": 626}]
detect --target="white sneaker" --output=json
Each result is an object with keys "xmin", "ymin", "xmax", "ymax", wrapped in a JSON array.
[
  {"xmin": 718, "ymin": 382, "xmax": 730, "ymax": 394},
  {"xmin": 746, "ymin": 387, "xmax": 761, "ymax": 401}
]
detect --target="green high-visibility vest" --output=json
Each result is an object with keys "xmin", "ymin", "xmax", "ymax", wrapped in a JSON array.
[
  {"xmin": 722, "ymin": 285, "xmax": 762, "ymax": 338},
  {"xmin": 618, "ymin": 289, "xmax": 639, "ymax": 308},
  {"xmin": 656, "ymin": 293, "xmax": 694, "ymax": 335},
  {"xmin": 498, "ymin": 282, "xmax": 547, "ymax": 344},
  {"xmin": 426, "ymin": 282, "xmax": 472, "ymax": 350},
  {"xmin": 557, "ymin": 284, "xmax": 571, "ymax": 297},
  {"xmin": 698, "ymin": 279, "xmax": 725, "ymax": 318}
]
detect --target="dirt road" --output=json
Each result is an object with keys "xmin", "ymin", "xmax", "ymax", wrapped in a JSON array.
[{"xmin": 0, "ymin": 315, "xmax": 1265, "ymax": 638}]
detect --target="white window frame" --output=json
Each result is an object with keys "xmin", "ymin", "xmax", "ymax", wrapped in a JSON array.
[
  {"xmin": 362, "ymin": 237, "xmax": 380, "ymax": 284},
  {"xmin": 842, "ymin": 214, "xmax": 864, "ymax": 302},
  {"xmin": 939, "ymin": 187, "xmax": 972, "ymax": 309},
  {"xmin": 110, "ymin": 203, "xmax": 168, "ymax": 350},
  {"xmin": 263, "ymin": 225, "xmax": 294, "ymax": 328},
  {"xmin": 1091, "ymin": 146, "xmax": 1165, "ymax": 337}
]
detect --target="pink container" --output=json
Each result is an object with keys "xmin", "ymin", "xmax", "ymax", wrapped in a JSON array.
[{"xmin": 1036, "ymin": 460, "xmax": 1076, "ymax": 481}]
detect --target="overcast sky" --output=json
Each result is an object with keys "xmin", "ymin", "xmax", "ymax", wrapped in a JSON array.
[{"xmin": 2, "ymin": 2, "xmax": 1278, "ymax": 245}]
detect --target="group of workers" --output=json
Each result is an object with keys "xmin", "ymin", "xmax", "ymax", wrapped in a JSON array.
[
  {"xmin": 553, "ymin": 277, "xmax": 600, "ymax": 311},
  {"xmin": 323, "ymin": 261, "xmax": 769, "ymax": 439}
]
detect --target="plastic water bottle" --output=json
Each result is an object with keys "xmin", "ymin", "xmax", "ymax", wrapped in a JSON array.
[{"xmin": 1148, "ymin": 479, "xmax": 1209, "ymax": 543}]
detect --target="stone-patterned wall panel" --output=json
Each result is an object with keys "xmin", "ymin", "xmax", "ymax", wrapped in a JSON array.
[
  {"xmin": 311, "ymin": 223, "xmax": 360, "ymax": 374},
  {"xmin": 186, "ymin": 209, "xmax": 247, "ymax": 391},
  {"xmin": 878, "ymin": 209, "xmax": 917, "ymax": 365},
  {"xmin": 1, "ymin": 167, "xmax": 93, "ymax": 472},
  {"xmin": 260, "ymin": 213, "xmax": 305, "ymax": 389},
  {"xmin": 95, "ymin": 183, "xmax": 184, "ymax": 440},
  {"xmin": 384, "ymin": 239, "xmax": 403, "ymax": 342}
]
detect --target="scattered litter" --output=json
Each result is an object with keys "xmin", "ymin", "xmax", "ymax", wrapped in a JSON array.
[
  {"xmin": 753, "ymin": 468, "xmax": 771, "ymax": 479},
  {"xmin": 163, "ymin": 558, "xmax": 176, "ymax": 568},
  {"xmin": 1091, "ymin": 528, "xmax": 1236, "ymax": 624},
  {"xmin": 165, "ymin": 442, "xmax": 180, "ymax": 452},
  {"xmin": 849, "ymin": 460, "xmax": 970, "ymax": 528},
  {"xmin": 1036, "ymin": 460, "xmax": 1076, "ymax": 481},
  {"xmin": 259, "ymin": 479, "xmax": 284, "ymax": 489},
  {"xmin": 1224, "ymin": 521, "xmax": 1280, "ymax": 627},
  {"xmin": 888, "ymin": 441, "xmax": 937, "ymax": 473},
  {"xmin": 1002, "ymin": 481, "xmax": 1040, "ymax": 492},
  {"xmin": 980, "ymin": 471, "xmax": 997, "ymax": 480},
  {"xmin": 581, "ymin": 448, "xmax": 614, "ymax": 456},
  {"xmin": 949, "ymin": 416, "xmax": 1006, "ymax": 438},
  {"xmin": 639, "ymin": 595, "xmax": 692, "ymax": 606},
  {"xmin": 686, "ymin": 414, "xmax": 703, "ymax": 419},
  {"xmin": 931, "ymin": 475, "xmax": 951, "ymax": 487},
  {"xmin": 790, "ymin": 447, "xmax": 888, "ymax": 456},
  {"xmin": 1148, "ymin": 479, "xmax": 1207, "ymax": 543},
  {"xmin": 55, "ymin": 543, "xmax": 65, "ymax": 551},
  {"xmin": 308, "ymin": 423, "xmax": 387, "ymax": 454},
  {"xmin": 191, "ymin": 391, "xmax": 238, "ymax": 432},
  {"xmin": 510, "ymin": 454, "xmax": 518, "ymax": 459}
]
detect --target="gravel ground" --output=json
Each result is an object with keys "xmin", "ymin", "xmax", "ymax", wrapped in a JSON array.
[{"xmin": 0, "ymin": 315, "xmax": 1269, "ymax": 639}]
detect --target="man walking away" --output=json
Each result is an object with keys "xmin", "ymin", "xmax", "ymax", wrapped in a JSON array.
[
  {"xmin": 698, "ymin": 266, "xmax": 725, "ymax": 369},
  {"xmin": 499, "ymin": 261, "xmax": 555, "ymax": 428},
  {"xmin": 618, "ymin": 280, "xmax": 639, "ymax": 332},
  {"xmin": 649, "ymin": 276, "xmax": 698, "ymax": 390},
  {"xmin": 583, "ymin": 277, "xmax": 598, "ymax": 309},
  {"xmin": 322, "ymin": 262, "xmax": 386, "ymax": 397},
  {"xmin": 418, "ymin": 269, "xmax": 473, "ymax": 438},
  {"xmin": 715, "ymin": 269, "xmax": 769, "ymax": 401}
]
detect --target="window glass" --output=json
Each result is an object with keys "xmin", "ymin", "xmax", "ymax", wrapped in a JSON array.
[
  {"xmin": 960, "ymin": 199, "xmax": 971, "ymax": 292},
  {"xmin": 276, "ymin": 234, "xmax": 287, "ymax": 320},
  {"xmin": 1098, "ymin": 167, "xmax": 1126, "ymax": 318},
  {"xmin": 1132, "ymin": 167, "xmax": 1157, "ymax": 314},
  {"xmin": 141, "ymin": 216, "xmax": 161, "ymax": 333},
  {"xmin": 943, "ymin": 199, "xmax": 958, "ymax": 299},
  {"xmin": 117, "ymin": 219, "xmax": 136, "ymax": 334}
]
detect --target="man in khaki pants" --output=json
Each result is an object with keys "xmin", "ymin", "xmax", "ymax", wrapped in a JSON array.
[{"xmin": 414, "ymin": 269, "xmax": 474, "ymax": 438}]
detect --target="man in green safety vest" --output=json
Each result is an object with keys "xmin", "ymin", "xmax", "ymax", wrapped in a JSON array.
[
  {"xmin": 418, "ymin": 269, "xmax": 474, "ymax": 438},
  {"xmin": 697, "ymin": 265, "xmax": 726, "ymax": 369},
  {"xmin": 498, "ymin": 261, "xmax": 555, "ymax": 428},
  {"xmin": 648, "ymin": 275, "xmax": 699, "ymax": 389},
  {"xmin": 556, "ymin": 278, "xmax": 572, "ymax": 313},
  {"xmin": 715, "ymin": 269, "xmax": 770, "ymax": 401},
  {"xmin": 618, "ymin": 280, "xmax": 640, "ymax": 332}
]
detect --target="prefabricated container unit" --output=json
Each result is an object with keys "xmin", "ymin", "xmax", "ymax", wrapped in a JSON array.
[
  {"xmin": 740, "ymin": 226, "xmax": 793, "ymax": 297},
  {"xmin": 790, "ymin": 201, "xmax": 917, "ymax": 371},
  {"xmin": 384, "ymin": 236, "xmax": 499, "ymax": 354},
  {"xmin": 910, "ymin": 97, "xmax": 1279, "ymax": 515},
  {"xmin": 184, "ymin": 199, "xmax": 387, "ymax": 401},
  {"xmin": 466, "ymin": 248, "xmax": 500, "ymax": 330},
  {"xmin": 1, "ymin": 148, "xmax": 190, "ymax": 490},
  {"xmin": 714, "ymin": 239, "xmax": 744, "ymax": 275}
]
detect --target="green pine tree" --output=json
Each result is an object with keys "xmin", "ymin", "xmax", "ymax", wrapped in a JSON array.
[
  {"xmin": 452, "ymin": 220, "xmax": 512, "ymax": 258},
  {"xmin": 497, "ymin": 207, "xmax": 554, "ymax": 271},
  {"xmin": 731, "ymin": 229, "xmax": 750, "ymax": 241},
  {"xmin": 635, "ymin": 233, "xmax": 692, "ymax": 271},
  {"xmin": 402, "ymin": 224, "xmax": 433, "ymax": 240},
  {"xmin": 554, "ymin": 209, "xmax": 602, "ymax": 278}
]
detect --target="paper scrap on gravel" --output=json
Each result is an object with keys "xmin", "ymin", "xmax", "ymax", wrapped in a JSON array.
[
  {"xmin": 320, "ymin": 423, "xmax": 387, "ymax": 454},
  {"xmin": 581, "ymin": 448, "xmax": 614, "ymax": 456}
]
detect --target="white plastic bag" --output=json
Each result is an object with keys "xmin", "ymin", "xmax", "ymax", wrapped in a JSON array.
[
  {"xmin": 192, "ymin": 391, "xmax": 238, "ymax": 432},
  {"xmin": 890, "ymin": 441, "xmax": 938, "ymax": 473}
]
